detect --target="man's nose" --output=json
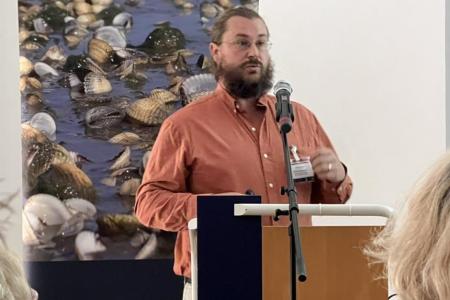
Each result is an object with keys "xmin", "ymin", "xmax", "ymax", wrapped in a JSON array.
[{"xmin": 246, "ymin": 42, "xmax": 261, "ymax": 57}]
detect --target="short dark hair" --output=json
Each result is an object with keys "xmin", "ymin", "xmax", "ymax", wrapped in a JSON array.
[{"xmin": 210, "ymin": 7, "xmax": 269, "ymax": 44}]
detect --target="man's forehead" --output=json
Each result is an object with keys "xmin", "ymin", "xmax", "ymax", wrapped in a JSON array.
[{"xmin": 223, "ymin": 16, "xmax": 268, "ymax": 38}]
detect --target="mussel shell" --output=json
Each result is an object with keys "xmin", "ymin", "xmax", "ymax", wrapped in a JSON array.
[
  {"xmin": 126, "ymin": 98, "xmax": 172, "ymax": 125},
  {"xmin": 36, "ymin": 163, "xmax": 96, "ymax": 202},
  {"xmin": 139, "ymin": 25, "xmax": 186, "ymax": 55},
  {"xmin": 36, "ymin": 5, "xmax": 67, "ymax": 30},
  {"xmin": 85, "ymin": 105, "xmax": 125, "ymax": 128},
  {"xmin": 96, "ymin": 5, "xmax": 124, "ymax": 25},
  {"xmin": 96, "ymin": 214, "xmax": 141, "ymax": 236}
]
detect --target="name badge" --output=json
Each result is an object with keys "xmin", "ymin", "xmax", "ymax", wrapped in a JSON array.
[{"xmin": 290, "ymin": 145, "xmax": 314, "ymax": 182}]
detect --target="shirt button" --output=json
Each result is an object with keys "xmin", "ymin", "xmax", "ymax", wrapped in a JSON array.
[
  {"xmin": 263, "ymin": 153, "xmax": 268, "ymax": 159},
  {"xmin": 268, "ymin": 183, "xmax": 274, "ymax": 188},
  {"xmin": 251, "ymin": 127, "xmax": 256, "ymax": 132}
]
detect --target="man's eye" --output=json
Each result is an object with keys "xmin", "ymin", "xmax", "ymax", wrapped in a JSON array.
[
  {"xmin": 256, "ymin": 41, "xmax": 267, "ymax": 48},
  {"xmin": 237, "ymin": 40, "xmax": 250, "ymax": 48}
]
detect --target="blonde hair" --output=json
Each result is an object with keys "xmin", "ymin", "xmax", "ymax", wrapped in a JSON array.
[
  {"xmin": 366, "ymin": 151, "xmax": 450, "ymax": 300},
  {"xmin": 0, "ymin": 243, "xmax": 33, "ymax": 300}
]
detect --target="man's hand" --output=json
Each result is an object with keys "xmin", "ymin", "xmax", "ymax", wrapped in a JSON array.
[{"xmin": 311, "ymin": 148, "xmax": 346, "ymax": 183}]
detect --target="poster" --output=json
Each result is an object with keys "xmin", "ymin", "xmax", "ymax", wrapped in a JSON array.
[{"xmin": 19, "ymin": 0, "xmax": 258, "ymax": 261}]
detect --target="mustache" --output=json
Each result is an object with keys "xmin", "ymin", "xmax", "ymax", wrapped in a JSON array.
[{"xmin": 240, "ymin": 59, "xmax": 262, "ymax": 68}]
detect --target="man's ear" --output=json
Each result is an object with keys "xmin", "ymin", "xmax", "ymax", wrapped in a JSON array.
[{"xmin": 209, "ymin": 42, "xmax": 220, "ymax": 64}]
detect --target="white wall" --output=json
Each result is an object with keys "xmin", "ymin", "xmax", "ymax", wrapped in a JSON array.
[
  {"xmin": 0, "ymin": 0, "xmax": 22, "ymax": 254},
  {"xmin": 260, "ymin": 0, "xmax": 447, "ymax": 225}
]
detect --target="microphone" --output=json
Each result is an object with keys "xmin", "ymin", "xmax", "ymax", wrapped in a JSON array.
[{"xmin": 274, "ymin": 80, "xmax": 294, "ymax": 133}]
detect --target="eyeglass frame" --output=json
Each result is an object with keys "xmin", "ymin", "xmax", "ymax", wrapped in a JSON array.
[{"xmin": 215, "ymin": 37, "xmax": 272, "ymax": 52}]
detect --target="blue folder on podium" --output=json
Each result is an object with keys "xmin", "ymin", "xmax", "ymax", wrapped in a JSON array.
[{"xmin": 192, "ymin": 195, "xmax": 262, "ymax": 300}]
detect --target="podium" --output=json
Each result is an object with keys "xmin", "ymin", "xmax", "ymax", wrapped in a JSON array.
[{"xmin": 188, "ymin": 195, "xmax": 392, "ymax": 300}]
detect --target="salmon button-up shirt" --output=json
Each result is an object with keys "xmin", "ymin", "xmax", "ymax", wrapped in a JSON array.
[{"xmin": 135, "ymin": 84, "xmax": 353, "ymax": 278}]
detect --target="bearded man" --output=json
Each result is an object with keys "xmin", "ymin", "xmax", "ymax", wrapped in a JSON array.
[{"xmin": 135, "ymin": 6, "xmax": 353, "ymax": 298}]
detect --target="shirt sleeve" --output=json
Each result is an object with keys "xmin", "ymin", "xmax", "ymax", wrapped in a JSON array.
[
  {"xmin": 134, "ymin": 119, "xmax": 197, "ymax": 232},
  {"xmin": 309, "ymin": 113, "xmax": 353, "ymax": 204}
]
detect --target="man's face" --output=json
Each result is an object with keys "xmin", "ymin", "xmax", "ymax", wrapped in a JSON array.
[{"xmin": 210, "ymin": 16, "xmax": 273, "ymax": 99}]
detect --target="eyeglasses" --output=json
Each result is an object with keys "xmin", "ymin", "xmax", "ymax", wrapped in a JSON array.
[{"xmin": 220, "ymin": 38, "xmax": 272, "ymax": 52}]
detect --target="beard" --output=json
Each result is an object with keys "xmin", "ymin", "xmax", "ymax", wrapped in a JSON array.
[{"xmin": 215, "ymin": 58, "xmax": 274, "ymax": 100}]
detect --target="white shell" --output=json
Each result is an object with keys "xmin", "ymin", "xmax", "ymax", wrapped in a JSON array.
[
  {"xmin": 23, "ymin": 194, "xmax": 72, "ymax": 244},
  {"xmin": 135, "ymin": 233, "xmax": 157, "ymax": 259},
  {"xmin": 119, "ymin": 178, "xmax": 141, "ymax": 196},
  {"xmin": 181, "ymin": 73, "xmax": 217, "ymax": 103},
  {"xmin": 63, "ymin": 198, "xmax": 97, "ymax": 219},
  {"xmin": 110, "ymin": 146, "xmax": 131, "ymax": 170},
  {"xmin": 112, "ymin": 12, "xmax": 133, "ymax": 31},
  {"xmin": 29, "ymin": 112, "xmax": 56, "ymax": 141},
  {"xmin": 94, "ymin": 26, "xmax": 127, "ymax": 48},
  {"xmin": 142, "ymin": 150, "xmax": 151, "ymax": 169},
  {"xmin": 34, "ymin": 62, "xmax": 59, "ymax": 77},
  {"xmin": 33, "ymin": 17, "xmax": 51, "ymax": 34},
  {"xmin": 75, "ymin": 231, "xmax": 107, "ymax": 260}
]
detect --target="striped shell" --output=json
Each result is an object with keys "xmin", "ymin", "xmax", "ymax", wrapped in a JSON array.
[
  {"xmin": 36, "ymin": 163, "xmax": 96, "ymax": 202},
  {"xmin": 149, "ymin": 89, "xmax": 178, "ymax": 103},
  {"xmin": 74, "ymin": 2, "xmax": 93, "ymax": 16},
  {"xmin": 83, "ymin": 72, "xmax": 112, "ymax": 95},
  {"xmin": 88, "ymin": 38, "xmax": 114, "ymax": 65},
  {"xmin": 109, "ymin": 132, "xmax": 142, "ymax": 145},
  {"xmin": 41, "ymin": 45, "xmax": 66, "ymax": 64},
  {"xmin": 126, "ymin": 98, "xmax": 172, "ymax": 125},
  {"xmin": 181, "ymin": 73, "xmax": 217, "ymax": 105},
  {"xmin": 20, "ymin": 56, "xmax": 33, "ymax": 76},
  {"xmin": 26, "ymin": 91, "xmax": 44, "ymax": 105},
  {"xmin": 77, "ymin": 13, "xmax": 97, "ymax": 27}
]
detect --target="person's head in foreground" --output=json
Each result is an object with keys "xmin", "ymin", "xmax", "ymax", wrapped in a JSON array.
[
  {"xmin": 0, "ymin": 242, "xmax": 38, "ymax": 300},
  {"xmin": 366, "ymin": 151, "xmax": 450, "ymax": 300}
]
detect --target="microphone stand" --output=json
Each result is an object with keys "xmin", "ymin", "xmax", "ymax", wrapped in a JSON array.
[{"xmin": 275, "ymin": 100, "xmax": 307, "ymax": 300}]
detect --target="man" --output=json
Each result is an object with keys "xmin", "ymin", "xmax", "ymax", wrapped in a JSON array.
[{"xmin": 135, "ymin": 6, "xmax": 352, "ymax": 297}]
